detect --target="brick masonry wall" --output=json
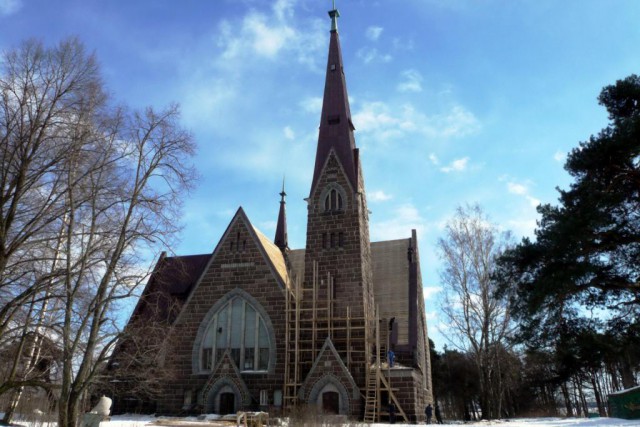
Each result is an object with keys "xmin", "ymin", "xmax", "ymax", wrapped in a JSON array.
[
  {"xmin": 386, "ymin": 368, "xmax": 428, "ymax": 424},
  {"xmin": 158, "ymin": 214, "xmax": 288, "ymax": 414},
  {"xmin": 303, "ymin": 152, "xmax": 374, "ymax": 393}
]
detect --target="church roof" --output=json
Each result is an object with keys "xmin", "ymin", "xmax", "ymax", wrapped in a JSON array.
[
  {"xmin": 252, "ymin": 224, "xmax": 290, "ymax": 288},
  {"xmin": 128, "ymin": 253, "xmax": 210, "ymax": 324},
  {"xmin": 131, "ymin": 208, "xmax": 293, "ymax": 328},
  {"xmin": 310, "ymin": 6, "xmax": 358, "ymax": 196}
]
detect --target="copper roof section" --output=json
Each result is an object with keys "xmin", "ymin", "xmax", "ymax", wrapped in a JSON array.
[{"xmin": 310, "ymin": 7, "xmax": 358, "ymax": 196}]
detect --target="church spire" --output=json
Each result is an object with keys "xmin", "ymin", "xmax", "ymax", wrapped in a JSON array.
[
  {"xmin": 309, "ymin": 2, "xmax": 358, "ymax": 197},
  {"xmin": 274, "ymin": 178, "xmax": 288, "ymax": 251}
]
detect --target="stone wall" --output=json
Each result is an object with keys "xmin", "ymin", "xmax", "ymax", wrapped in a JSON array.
[{"xmin": 158, "ymin": 212, "xmax": 288, "ymax": 414}]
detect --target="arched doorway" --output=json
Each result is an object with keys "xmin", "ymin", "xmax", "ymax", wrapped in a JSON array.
[
  {"xmin": 322, "ymin": 391, "xmax": 339, "ymax": 414},
  {"xmin": 205, "ymin": 382, "xmax": 243, "ymax": 415},
  {"xmin": 219, "ymin": 392, "xmax": 235, "ymax": 415}
]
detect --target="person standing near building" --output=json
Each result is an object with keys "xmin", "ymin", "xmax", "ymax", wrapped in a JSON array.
[
  {"xmin": 425, "ymin": 403, "xmax": 433, "ymax": 424},
  {"xmin": 435, "ymin": 403, "xmax": 443, "ymax": 424},
  {"xmin": 389, "ymin": 402, "xmax": 396, "ymax": 424}
]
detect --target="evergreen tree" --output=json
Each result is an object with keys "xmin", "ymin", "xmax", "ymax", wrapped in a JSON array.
[{"xmin": 498, "ymin": 75, "xmax": 640, "ymax": 388}]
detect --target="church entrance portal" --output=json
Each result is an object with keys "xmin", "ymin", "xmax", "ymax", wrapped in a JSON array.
[
  {"xmin": 219, "ymin": 393, "xmax": 235, "ymax": 415},
  {"xmin": 322, "ymin": 391, "xmax": 339, "ymax": 414}
]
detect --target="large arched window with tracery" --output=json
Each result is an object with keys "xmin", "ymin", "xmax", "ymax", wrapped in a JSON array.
[{"xmin": 200, "ymin": 297, "xmax": 270, "ymax": 372}]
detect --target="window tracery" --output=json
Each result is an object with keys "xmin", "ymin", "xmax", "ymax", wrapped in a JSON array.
[{"xmin": 200, "ymin": 296, "xmax": 270, "ymax": 372}]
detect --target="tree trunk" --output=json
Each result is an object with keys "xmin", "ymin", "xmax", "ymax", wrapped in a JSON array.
[
  {"xmin": 590, "ymin": 372, "xmax": 604, "ymax": 416},
  {"xmin": 561, "ymin": 382, "xmax": 573, "ymax": 417},
  {"xmin": 619, "ymin": 356, "xmax": 637, "ymax": 389}
]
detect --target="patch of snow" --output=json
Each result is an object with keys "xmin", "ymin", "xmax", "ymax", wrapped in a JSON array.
[{"xmin": 4, "ymin": 414, "xmax": 640, "ymax": 427}]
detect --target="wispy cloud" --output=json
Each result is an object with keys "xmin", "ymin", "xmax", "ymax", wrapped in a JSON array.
[
  {"xmin": 369, "ymin": 190, "xmax": 393, "ymax": 202},
  {"xmin": 499, "ymin": 178, "xmax": 542, "ymax": 238},
  {"xmin": 300, "ymin": 97, "xmax": 323, "ymax": 114},
  {"xmin": 366, "ymin": 26, "xmax": 384, "ymax": 41},
  {"xmin": 553, "ymin": 150, "xmax": 565, "ymax": 163},
  {"xmin": 357, "ymin": 47, "xmax": 392, "ymax": 64},
  {"xmin": 506, "ymin": 180, "xmax": 540, "ymax": 208},
  {"xmin": 424, "ymin": 286, "xmax": 443, "ymax": 301},
  {"xmin": 215, "ymin": 0, "xmax": 324, "ymax": 68},
  {"xmin": 353, "ymin": 101, "xmax": 480, "ymax": 144},
  {"xmin": 371, "ymin": 203, "xmax": 429, "ymax": 241},
  {"xmin": 397, "ymin": 69, "xmax": 423, "ymax": 93},
  {"xmin": 440, "ymin": 157, "xmax": 469, "ymax": 173},
  {"xmin": 429, "ymin": 153, "xmax": 439, "ymax": 165},
  {"xmin": 392, "ymin": 37, "xmax": 415, "ymax": 51},
  {"xmin": 0, "ymin": 0, "xmax": 21, "ymax": 16},
  {"xmin": 283, "ymin": 126, "xmax": 295, "ymax": 140}
]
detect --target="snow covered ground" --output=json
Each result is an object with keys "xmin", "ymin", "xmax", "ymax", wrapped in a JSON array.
[
  {"xmin": 3, "ymin": 414, "xmax": 640, "ymax": 427},
  {"xmin": 105, "ymin": 414, "xmax": 640, "ymax": 427}
]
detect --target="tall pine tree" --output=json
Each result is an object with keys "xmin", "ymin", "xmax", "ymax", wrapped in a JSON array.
[{"xmin": 498, "ymin": 75, "xmax": 640, "ymax": 388}]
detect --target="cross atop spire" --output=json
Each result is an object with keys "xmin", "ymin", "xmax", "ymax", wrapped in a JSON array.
[{"xmin": 329, "ymin": 1, "xmax": 340, "ymax": 32}]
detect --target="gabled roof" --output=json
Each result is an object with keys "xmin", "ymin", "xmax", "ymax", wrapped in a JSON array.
[
  {"xmin": 134, "ymin": 208, "xmax": 291, "ymax": 328},
  {"xmin": 173, "ymin": 207, "xmax": 289, "ymax": 326}
]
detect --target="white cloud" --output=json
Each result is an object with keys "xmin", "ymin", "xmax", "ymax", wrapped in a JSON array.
[
  {"xmin": 371, "ymin": 203, "xmax": 429, "ymax": 241},
  {"xmin": 428, "ymin": 153, "xmax": 439, "ymax": 165},
  {"xmin": 506, "ymin": 180, "xmax": 540, "ymax": 208},
  {"xmin": 366, "ymin": 26, "xmax": 384, "ymax": 41},
  {"xmin": 0, "ymin": 0, "xmax": 21, "ymax": 15},
  {"xmin": 397, "ymin": 69, "xmax": 423, "ymax": 93},
  {"xmin": 284, "ymin": 126, "xmax": 295, "ymax": 140},
  {"xmin": 440, "ymin": 157, "xmax": 469, "ymax": 173},
  {"xmin": 554, "ymin": 150, "xmax": 566, "ymax": 163},
  {"xmin": 352, "ymin": 101, "xmax": 480, "ymax": 144},
  {"xmin": 214, "ymin": 1, "xmax": 324, "ymax": 68},
  {"xmin": 300, "ymin": 97, "xmax": 323, "ymax": 114},
  {"xmin": 181, "ymin": 77, "xmax": 236, "ymax": 128},
  {"xmin": 369, "ymin": 190, "xmax": 393, "ymax": 202},
  {"xmin": 507, "ymin": 182, "xmax": 528, "ymax": 195},
  {"xmin": 357, "ymin": 47, "xmax": 392, "ymax": 64},
  {"xmin": 423, "ymin": 286, "xmax": 443, "ymax": 301},
  {"xmin": 392, "ymin": 37, "xmax": 415, "ymax": 51},
  {"xmin": 507, "ymin": 218, "xmax": 538, "ymax": 238}
]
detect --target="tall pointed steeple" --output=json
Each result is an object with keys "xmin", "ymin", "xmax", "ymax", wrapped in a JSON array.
[
  {"xmin": 302, "ymin": 3, "xmax": 374, "ymax": 399},
  {"xmin": 309, "ymin": 2, "xmax": 358, "ymax": 197},
  {"xmin": 274, "ymin": 178, "xmax": 288, "ymax": 251}
]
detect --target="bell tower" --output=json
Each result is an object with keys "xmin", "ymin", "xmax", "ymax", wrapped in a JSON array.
[{"xmin": 302, "ymin": 3, "xmax": 375, "ymax": 390}]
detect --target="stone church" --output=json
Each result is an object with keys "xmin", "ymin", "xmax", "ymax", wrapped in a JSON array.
[{"xmin": 109, "ymin": 6, "xmax": 433, "ymax": 423}]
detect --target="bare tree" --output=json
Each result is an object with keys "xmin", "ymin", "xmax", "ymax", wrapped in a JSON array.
[
  {"xmin": 0, "ymin": 38, "xmax": 197, "ymax": 427},
  {"xmin": 0, "ymin": 38, "xmax": 105, "ymax": 422},
  {"xmin": 437, "ymin": 204, "xmax": 514, "ymax": 420}
]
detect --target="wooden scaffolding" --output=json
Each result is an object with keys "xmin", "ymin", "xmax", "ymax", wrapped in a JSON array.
[{"xmin": 283, "ymin": 261, "xmax": 407, "ymax": 423}]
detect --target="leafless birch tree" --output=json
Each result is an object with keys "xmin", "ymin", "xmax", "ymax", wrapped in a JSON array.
[{"xmin": 437, "ymin": 204, "xmax": 514, "ymax": 420}]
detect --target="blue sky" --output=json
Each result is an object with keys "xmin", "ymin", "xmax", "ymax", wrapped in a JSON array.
[{"xmin": 2, "ymin": 0, "xmax": 639, "ymax": 351}]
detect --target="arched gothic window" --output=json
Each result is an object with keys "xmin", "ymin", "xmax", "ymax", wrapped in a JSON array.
[
  {"xmin": 200, "ymin": 297, "xmax": 270, "ymax": 372},
  {"xmin": 324, "ymin": 188, "xmax": 343, "ymax": 212}
]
